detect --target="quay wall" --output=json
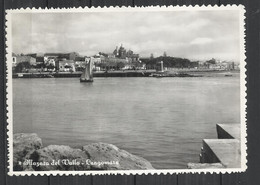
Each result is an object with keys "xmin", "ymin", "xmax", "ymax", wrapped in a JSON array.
[
  {"xmin": 200, "ymin": 140, "xmax": 220, "ymax": 164},
  {"xmin": 216, "ymin": 124, "xmax": 241, "ymax": 139},
  {"xmin": 12, "ymin": 69, "xmax": 239, "ymax": 78},
  {"xmin": 12, "ymin": 70, "xmax": 156, "ymax": 78},
  {"xmin": 188, "ymin": 123, "xmax": 241, "ymax": 169}
]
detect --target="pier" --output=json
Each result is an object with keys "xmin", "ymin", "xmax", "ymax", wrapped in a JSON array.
[
  {"xmin": 188, "ymin": 123, "xmax": 241, "ymax": 169},
  {"xmin": 216, "ymin": 123, "xmax": 240, "ymax": 139}
]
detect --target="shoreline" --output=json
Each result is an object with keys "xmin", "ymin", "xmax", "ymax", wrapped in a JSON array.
[
  {"xmin": 13, "ymin": 133, "xmax": 154, "ymax": 171},
  {"xmin": 12, "ymin": 69, "xmax": 239, "ymax": 78}
]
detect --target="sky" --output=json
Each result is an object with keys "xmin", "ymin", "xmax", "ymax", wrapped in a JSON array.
[{"xmin": 11, "ymin": 10, "xmax": 241, "ymax": 62}]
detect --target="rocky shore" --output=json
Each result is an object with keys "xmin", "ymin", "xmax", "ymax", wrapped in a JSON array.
[{"xmin": 13, "ymin": 133, "xmax": 154, "ymax": 171}]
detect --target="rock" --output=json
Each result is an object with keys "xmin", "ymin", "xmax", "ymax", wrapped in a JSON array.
[
  {"xmin": 30, "ymin": 145, "xmax": 91, "ymax": 171},
  {"xmin": 82, "ymin": 142, "xmax": 154, "ymax": 170},
  {"xmin": 13, "ymin": 133, "xmax": 42, "ymax": 171},
  {"xmin": 13, "ymin": 133, "xmax": 154, "ymax": 171}
]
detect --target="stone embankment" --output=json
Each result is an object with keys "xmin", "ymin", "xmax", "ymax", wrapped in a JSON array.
[
  {"xmin": 187, "ymin": 123, "xmax": 241, "ymax": 169},
  {"xmin": 13, "ymin": 133, "xmax": 154, "ymax": 171}
]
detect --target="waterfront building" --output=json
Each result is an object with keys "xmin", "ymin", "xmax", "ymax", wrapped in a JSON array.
[
  {"xmin": 44, "ymin": 52, "xmax": 80, "ymax": 61},
  {"xmin": 25, "ymin": 53, "xmax": 44, "ymax": 58},
  {"xmin": 107, "ymin": 53, "xmax": 116, "ymax": 59},
  {"xmin": 12, "ymin": 53, "xmax": 17, "ymax": 67},
  {"xmin": 234, "ymin": 63, "xmax": 240, "ymax": 70},
  {"xmin": 105, "ymin": 57, "xmax": 128, "ymax": 63},
  {"xmin": 105, "ymin": 45, "xmax": 140, "ymax": 70},
  {"xmin": 68, "ymin": 52, "xmax": 80, "ymax": 61},
  {"xmin": 209, "ymin": 64, "xmax": 222, "ymax": 70},
  {"xmin": 200, "ymin": 61, "xmax": 236, "ymax": 70},
  {"xmin": 45, "ymin": 57, "xmax": 56, "ymax": 66},
  {"xmin": 92, "ymin": 54, "xmax": 102, "ymax": 63},
  {"xmin": 13, "ymin": 55, "xmax": 36, "ymax": 66},
  {"xmin": 43, "ymin": 52, "xmax": 81, "ymax": 72},
  {"xmin": 36, "ymin": 57, "xmax": 44, "ymax": 65},
  {"xmin": 122, "ymin": 64, "xmax": 132, "ymax": 70},
  {"xmin": 58, "ymin": 60, "xmax": 75, "ymax": 72},
  {"xmin": 220, "ymin": 61, "xmax": 235, "ymax": 70},
  {"xmin": 25, "ymin": 53, "xmax": 38, "ymax": 58},
  {"xmin": 74, "ymin": 56, "xmax": 86, "ymax": 71},
  {"xmin": 112, "ymin": 45, "xmax": 139, "ymax": 62}
]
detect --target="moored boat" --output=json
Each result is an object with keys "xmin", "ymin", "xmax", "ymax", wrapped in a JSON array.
[{"xmin": 17, "ymin": 73, "xmax": 23, "ymax": 78}]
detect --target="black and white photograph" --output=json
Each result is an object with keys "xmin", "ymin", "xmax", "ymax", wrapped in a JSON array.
[{"xmin": 6, "ymin": 6, "xmax": 246, "ymax": 175}]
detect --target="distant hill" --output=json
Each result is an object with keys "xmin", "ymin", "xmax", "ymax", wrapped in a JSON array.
[{"xmin": 140, "ymin": 56, "xmax": 199, "ymax": 69}]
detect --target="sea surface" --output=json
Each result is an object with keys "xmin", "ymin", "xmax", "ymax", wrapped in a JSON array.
[{"xmin": 13, "ymin": 72, "xmax": 240, "ymax": 169}]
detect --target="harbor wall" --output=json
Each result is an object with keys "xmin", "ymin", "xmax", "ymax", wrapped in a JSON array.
[
  {"xmin": 12, "ymin": 70, "xmax": 155, "ymax": 78},
  {"xmin": 188, "ymin": 123, "xmax": 241, "ymax": 169}
]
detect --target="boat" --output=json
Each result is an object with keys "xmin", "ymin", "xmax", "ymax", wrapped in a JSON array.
[
  {"xmin": 155, "ymin": 74, "xmax": 163, "ymax": 78},
  {"xmin": 152, "ymin": 73, "xmax": 166, "ymax": 78},
  {"xmin": 224, "ymin": 72, "xmax": 233, "ymax": 77},
  {"xmin": 80, "ymin": 57, "xmax": 94, "ymax": 82},
  {"xmin": 45, "ymin": 74, "xmax": 54, "ymax": 78},
  {"xmin": 17, "ymin": 73, "xmax": 23, "ymax": 78}
]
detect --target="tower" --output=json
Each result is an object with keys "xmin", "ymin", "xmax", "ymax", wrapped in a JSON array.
[
  {"xmin": 160, "ymin": 61, "xmax": 164, "ymax": 72},
  {"xmin": 113, "ymin": 46, "xmax": 118, "ymax": 57},
  {"xmin": 156, "ymin": 61, "xmax": 164, "ymax": 72},
  {"xmin": 118, "ymin": 44, "xmax": 126, "ymax": 58}
]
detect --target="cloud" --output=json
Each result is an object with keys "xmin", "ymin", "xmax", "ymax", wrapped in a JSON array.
[
  {"xmin": 190, "ymin": 38, "xmax": 213, "ymax": 45},
  {"xmin": 11, "ymin": 9, "xmax": 241, "ymax": 62}
]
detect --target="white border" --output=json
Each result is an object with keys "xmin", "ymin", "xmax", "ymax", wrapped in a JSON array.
[{"xmin": 6, "ymin": 5, "xmax": 247, "ymax": 176}]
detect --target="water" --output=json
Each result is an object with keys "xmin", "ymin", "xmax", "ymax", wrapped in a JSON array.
[{"xmin": 13, "ymin": 73, "xmax": 240, "ymax": 169}]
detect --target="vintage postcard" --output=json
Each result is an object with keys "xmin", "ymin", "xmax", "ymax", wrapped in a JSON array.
[{"xmin": 6, "ymin": 5, "xmax": 246, "ymax": 176}]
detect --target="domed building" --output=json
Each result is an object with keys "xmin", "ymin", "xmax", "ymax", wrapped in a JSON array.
[{"xmin": 118, "ymin": 44, "xmax": 127, "ymax": 59}]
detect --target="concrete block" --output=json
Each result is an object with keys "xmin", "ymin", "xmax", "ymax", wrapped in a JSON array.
[
  {"xmin": 216, "ymin": 123, "xmax": 240, "ymax": 139},
  {"xmin": 203, "ymin": 139, "xmax": 241, "ymax": 168}
]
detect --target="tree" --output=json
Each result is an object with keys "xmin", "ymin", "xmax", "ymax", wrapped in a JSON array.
[
  {"xmin": 206, "ymin": 58, "xmax": 216, "ymax": 64},
  {"xmin": 14, "ymin": 62, "xmax": 32, "ymax": 73},
  {"xmin": 116, "ymin": 62, "xmax": 125, "ymax": 70}
]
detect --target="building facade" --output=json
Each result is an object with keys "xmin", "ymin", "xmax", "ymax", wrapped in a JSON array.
[
  {"xmin": 58, "ymin": 60, "xmax": 75, "ymax": 72},
  {"xmin": 13, "ymin": 55, "xmax": 36, "ymax": 66}
]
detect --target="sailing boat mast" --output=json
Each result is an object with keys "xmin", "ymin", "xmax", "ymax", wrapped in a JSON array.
[{"xmin": 80, "ymin": 57, "xmax": 94, "ymax": 82}]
